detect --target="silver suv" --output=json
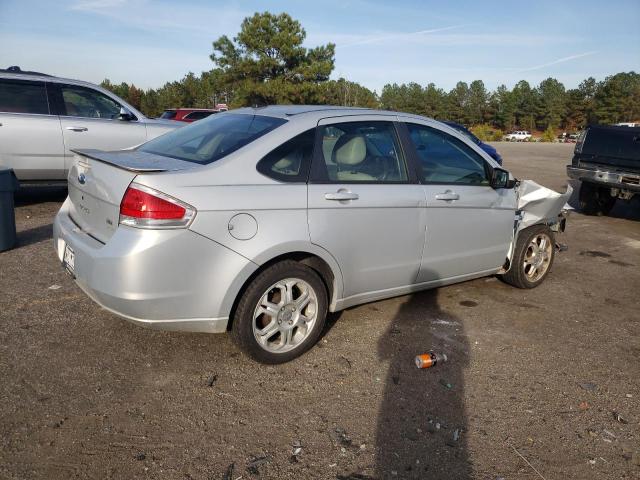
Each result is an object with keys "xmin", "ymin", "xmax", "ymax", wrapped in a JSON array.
[{"xmin": 0, "ymin": 67, "xmax": 181, "ymax": 183}]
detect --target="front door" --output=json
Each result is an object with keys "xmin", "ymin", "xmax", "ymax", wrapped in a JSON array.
[
  {"xmin": 53, "ymin": 83, "xmax": 147, "ymax": 175},
  {"xmin": 404, "ymin": 122, "xmax": 516, "ymax": 283},
  {"xmin": 307, "ymin": 117, "xmax": 426, "ymax": 300}
]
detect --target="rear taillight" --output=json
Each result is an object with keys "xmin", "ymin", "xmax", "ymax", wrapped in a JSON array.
[{"xmin": 119, "ymin": 183, "xmax": 196, "ymax": 229}]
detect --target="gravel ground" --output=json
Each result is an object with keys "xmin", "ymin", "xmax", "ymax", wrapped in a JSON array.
[{"xmin": 0, "ymin": 143, "xmax": 639, "ymax": 479}]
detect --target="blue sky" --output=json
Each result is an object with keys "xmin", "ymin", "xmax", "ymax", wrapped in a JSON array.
[{"xmin": 1, "ymin": 0, "xmax": 638, "ymax": 93}]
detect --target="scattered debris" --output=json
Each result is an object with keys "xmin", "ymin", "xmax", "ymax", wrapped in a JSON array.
[
  {"xmin": 290, "ymin": 440, "xmax": 302, "ymax": 463},
  {"xmin": 555, "ymin": 243, "xmax": 568, "ymax": 252},
  {"xmin": 206, "ymin": 374, "xmax": 218, "ymax": 387},
  {"xmin": 626, "ymin": 393, "xmax": 633, "ymax": 398},
  {"xmin": 415, "ymin": 352, "xmax": 447, "ymax": 369},
  {"xmin": 334, "ymin": 427, "xmax": 353, "ymax": 447},
  {"xmin": 439, "ymin": 378, "xmax": 453, "ymax": 389},
  {"xmin": 222, "ymin": 462, "xmax": 234, "ymax": 480},
  {"xmin": 613, "ymin": 412, "xmax": 629, "ymax": 424},
  {"xmin": 48, "ymin": 284, "xmax": 61, "ymax": 290},
  {"xmin": 508, "ymin": 443, "xmax": 547, "ymax": 480},
  {"xmin": 338, "ymin": 356, "xmax": 352, "ymax": 369},
  {"xmin": 135, "ymin": 452, "xmax": 146, "ymax": 461},
  {"xmin": 588, "ymin": 458, "xmax": 596, "ymax": 466},
  {"xmin": 246, "ymin": 455, "xmax": 270, "ymax": 475},
  {"xmin": 579, "ymin": 382, "xmax": 597, "ymax": 391},
  {"xmin": 431, "ymin": 318, "xmax": 460, "ymax": 326},
  {"xmin": 602, "ymin": 429, "xmax": 616, "ymax": 439},
  {"xmin": 392, "ymin": 375, "xmax": 400, "ymax": 385},
  {"xmin": 446, "ymin": 428, "xmax": 462, "ymax": 447},
  {"xmin": 579, "ymin": 401, "xmax": 589, "ymax": 411}
]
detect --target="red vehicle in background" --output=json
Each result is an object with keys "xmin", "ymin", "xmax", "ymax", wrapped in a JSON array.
[{"xmin": 160, "ymin": 106, "xmax": 228, "ymax": 123}]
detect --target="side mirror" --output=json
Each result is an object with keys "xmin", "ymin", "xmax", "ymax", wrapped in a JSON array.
[
  {"xmin": 490, "ymin": 167, "xmax": 515, "ymax": 189},
  {"xmin": 118, "ymin": 107, "xmax": 134, "ymax": 121}
]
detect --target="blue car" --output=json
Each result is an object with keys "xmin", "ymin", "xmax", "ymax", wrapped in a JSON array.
[{"xmin": 442, "ymin": 121, "xmax": 503, "ymax": 165}]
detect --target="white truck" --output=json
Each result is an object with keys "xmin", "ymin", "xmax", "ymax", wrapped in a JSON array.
[{"xmin": 504, "ymin": 130, "xmax": 532, "ymax": 142}]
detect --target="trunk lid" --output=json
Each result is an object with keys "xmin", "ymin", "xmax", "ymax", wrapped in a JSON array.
[{"xmin": 67, "ymin": 149, "xmax": 197, "ymax": 243}]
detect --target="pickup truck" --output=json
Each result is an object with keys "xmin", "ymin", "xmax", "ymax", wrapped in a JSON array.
[{"xmin": 567, "ymin": 125, "xmax": 640, "ymax": 215}]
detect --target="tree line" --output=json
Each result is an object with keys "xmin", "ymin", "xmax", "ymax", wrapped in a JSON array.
[{"xmin": 101, "ymin": 12, "xmax": 640, "ymax": 132}]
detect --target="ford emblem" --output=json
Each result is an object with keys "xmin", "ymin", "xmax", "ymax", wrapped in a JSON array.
[{"xmin": 78, "ymin": 173, "xmax": 86, "ymax": 184}]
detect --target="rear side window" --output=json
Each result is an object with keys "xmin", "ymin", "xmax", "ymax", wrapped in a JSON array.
[
  {"xmin": 184, "ymin": 111, "xmax": 215, "ymax": 121},
  {"xmin": 316, "ymin": 121, "xmax": 408, "ymax": 183},
  {"xmin": 160, "ymin": 110, "xmax": 177, "ymax": 119},
  {"xmin": 257, "ymin": 129, "xmax": 315, "ymax": 182},
  {"xmin": 406, "ymin": 123, "xmax": 488, "ymax": 185},
  {"xmin": 139, "ymin": 113, "xmax": 287, "ymax": 164},
  {"xmin": 0, "ymin": 79, "xmax": 49, "ymax": 114}
]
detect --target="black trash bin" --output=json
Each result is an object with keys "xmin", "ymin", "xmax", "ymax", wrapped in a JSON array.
[{"xmin": 0, "ymin": 167, "xmax": 19, "ymax": 252}]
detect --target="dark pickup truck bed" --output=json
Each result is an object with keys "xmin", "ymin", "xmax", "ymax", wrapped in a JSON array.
[{"xmin": 567, "ymin": 125, "xmax": 640, "ymax": 215}]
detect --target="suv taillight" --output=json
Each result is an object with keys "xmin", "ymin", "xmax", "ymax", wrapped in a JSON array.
[{"xmin": 119, "ymin": 183, "xmax": 196, "ymax": 229}]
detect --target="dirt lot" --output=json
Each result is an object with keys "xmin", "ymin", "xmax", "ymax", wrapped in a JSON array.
[{"xmin": 1, "ymin": 143, "xmax": 639, "ymax": 479}]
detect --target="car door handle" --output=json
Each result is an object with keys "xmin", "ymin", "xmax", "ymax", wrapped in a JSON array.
[
  {"xmin": 324, "ymin": 191, "xmax": 359, "ymax": 201},
  {"xmin": 435, "ymin": 192, "xmax": 459, "ymax": 201},
  {"xmin": 66, "ymin": 126, "xmax": 88, "ymax": 132}
]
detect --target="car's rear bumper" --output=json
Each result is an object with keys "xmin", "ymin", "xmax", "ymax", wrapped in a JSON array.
[
  {"xmin": 567, "ymin": 165, "xmax": 640, "ymax": 192},
  {"xmin": 52, "ymin": 199, "xmax": 254, "ymax": 333}
]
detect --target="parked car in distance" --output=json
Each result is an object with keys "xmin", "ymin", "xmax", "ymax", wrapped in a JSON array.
[
  {"xmin": 504, "ymin": 130, "xmax": 532, "ymax": 142},
  {"xmin": 442, "ymin": 120, "xmax": 503, "ymax": 165},
  {"xmin": 160, "ymin": 108, "xmax": 220, "ymax": 123},
  {"xmin": 53, "ymin": 106, "xmax": 569, "ymax": 364},
  {"xmin": 567, "ymin": 124, "xmax": 640, "ymax": 215},
  {"xmin": 0, "ymin": 66, "xmax": 182, "ymax": 183}
]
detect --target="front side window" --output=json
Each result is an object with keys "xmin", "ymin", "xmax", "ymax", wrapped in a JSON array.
[
  {"xmin": 0, "ymin": 79, "xmax": 49, "ymax": 114},
  {"xmin": 257, "ymin": 129, "xmax": 315, "ymax": 182},
  {"xmin": 139, "ymin": 113, "xmax": 286, "ymax": 165},
  {"xmin": 407, "ymin": 123, "xmax": 488, "ymax": 185},
  {"xmin": 317, "ymin": 121, "xmax": 408, "ymax": 183},
  {"xmin": 60, "ymin": 85, "xmax": 122, "ymax": 119}
]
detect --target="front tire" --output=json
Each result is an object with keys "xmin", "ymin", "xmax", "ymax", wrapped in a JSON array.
[
  {"xmin": 231, "ymin": 260, "xmax": 328, "ymax": 364},
  {"xmin": 579, "ymin": 182, "xmax": 615, "ymax": 216},
  {"xmin": 502, "ymin": 225, "xmax": 555, "ymax": 289}
]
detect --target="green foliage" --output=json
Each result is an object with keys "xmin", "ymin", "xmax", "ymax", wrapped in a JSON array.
[
  {"xmin": 540, "ymin": 125, "xmax": 556, "ymax": 142},
  {"xmin": 210, "ymin": 12, "xmax": 335, "ymax": 106},
  {"xmin": 471, "ymin": 124, "xmax": 503, "ymax": 142}
]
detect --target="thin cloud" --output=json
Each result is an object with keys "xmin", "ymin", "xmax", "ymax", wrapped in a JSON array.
[
  {"xmin": 516, "ymin": 51, "xmax": 598, "ymax": 72},
  {"xmin": 337, "ymin": 24, "xmax": 466, "ymax": 48}
]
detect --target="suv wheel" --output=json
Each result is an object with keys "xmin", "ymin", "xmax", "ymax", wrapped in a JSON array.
[
  {"xmin": 579, "ymin": 182, "xmax": 616, "ymax": 216},
  {"xmin": 502, "ymin": 225, "xmax": 555, "ymax": 289},
  {"xmin": 231, "ymin": 260, "xmax": 328, "ymax": 364}
]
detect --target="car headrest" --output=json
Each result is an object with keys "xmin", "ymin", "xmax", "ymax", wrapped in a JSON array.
[{"xmin": 333, "ymin": 135, "xmax": 366, "ymax": 166}]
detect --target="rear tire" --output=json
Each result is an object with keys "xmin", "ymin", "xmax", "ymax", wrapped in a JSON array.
[
  {"xmin": 502, "ymin": 225, "xmax": 555, "ymax": 289},
  {"xmin": 579, "ymin": 182, "xmax": 615, "ymax": 216},
  {"xmin": 231, "ymin": 260, "xmax": 328, "ymax": 364}
]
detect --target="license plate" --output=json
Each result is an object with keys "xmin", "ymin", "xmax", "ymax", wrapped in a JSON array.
[{"xmin": 63, "ymin": 244, "xmax": 75, "ymax": 274}]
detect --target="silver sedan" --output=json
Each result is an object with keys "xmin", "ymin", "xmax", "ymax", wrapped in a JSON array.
[{"xmin": 53, "ymin": 106, "xmax": 570, "ymax": 363}]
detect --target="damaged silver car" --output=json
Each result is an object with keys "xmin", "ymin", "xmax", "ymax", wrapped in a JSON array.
[{"xmin": 53, "ymin": 106, "xmax": 571, "ymax": 363}]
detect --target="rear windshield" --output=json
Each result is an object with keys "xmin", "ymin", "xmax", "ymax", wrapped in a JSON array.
[
  {"xmin": 160, "ymin": 110, "xmax": 177, "ymax": 119},
  {"xmin": 139, "ymin": 113, "xmax": 287, "ymax": 164},
  {"xmin": 582, "ymin": 127, "xmax": 640, "ymax": 161}
]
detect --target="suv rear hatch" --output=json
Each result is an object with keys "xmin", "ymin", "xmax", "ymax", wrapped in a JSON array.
[
  {"xmin": 574, "ymin": 126, "xmax": 640, "ymax": 173},
  {"xmin": 67, "ymin": 149, "xmax": 196, "ymax": 243}
]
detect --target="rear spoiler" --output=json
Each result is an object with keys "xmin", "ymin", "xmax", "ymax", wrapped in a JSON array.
[{"xmin": 71, "ymin": 149, "xmax": 197, "ymax": 173}]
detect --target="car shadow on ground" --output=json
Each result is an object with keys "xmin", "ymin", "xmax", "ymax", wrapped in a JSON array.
[
  {"xmin": 14, "ymin": 186, "xmax": 67, "ymax": 207},
  {"xmin": 375, "ymin": 288, "xmax": 472, "ymax": 479}
]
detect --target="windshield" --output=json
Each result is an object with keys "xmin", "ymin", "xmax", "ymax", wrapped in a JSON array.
[{"xmin": 139, "ymin": 113, "xmax": 286, "ymax": 164}]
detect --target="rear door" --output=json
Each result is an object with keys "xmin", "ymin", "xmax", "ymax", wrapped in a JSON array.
[
  {"xmin": 51, "ymin": 83, "xmax": 147, "ymax": 176},
  {"xmin": 0, "ymin": 78, "xmax": 64, "ymax": 180},
  {"xmin": 403, "ymin": 121, "xmax": 515, "ymax": 283},
  {"xmin": 307, "ymin": 116, "xmax": 426, "ymax": 299}
]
